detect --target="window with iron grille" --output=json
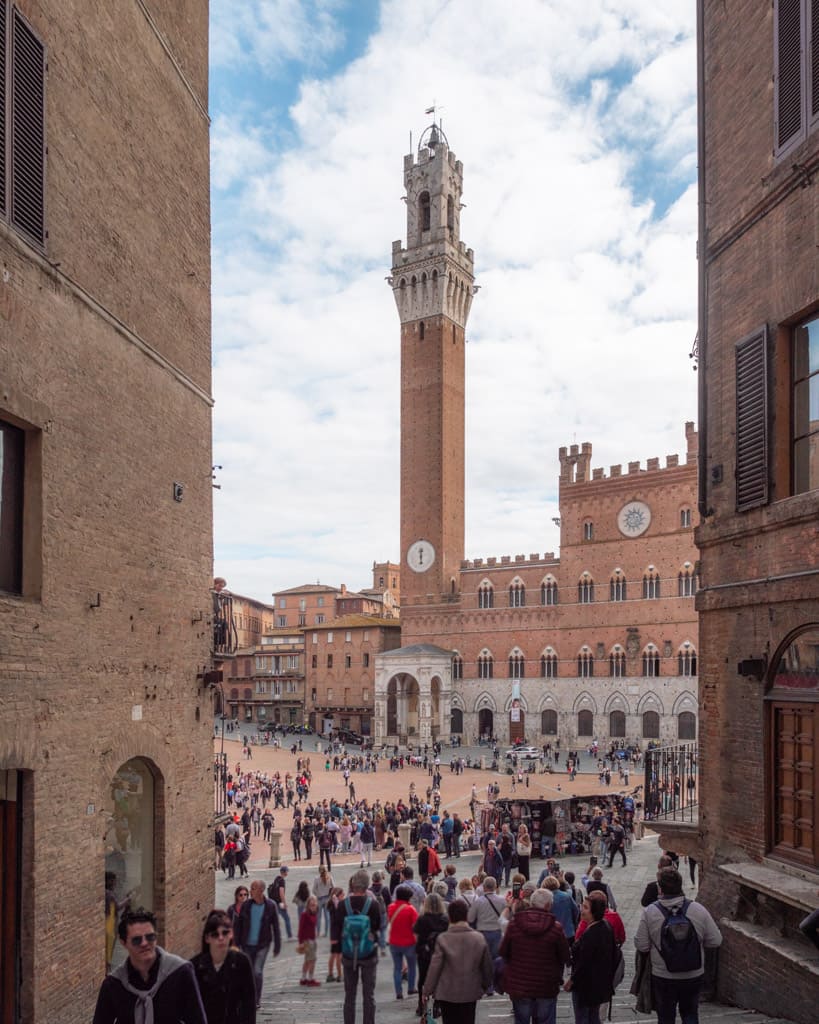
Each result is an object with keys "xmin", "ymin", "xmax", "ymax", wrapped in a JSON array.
[
  {"xmin": 774, "ymin": 0, "xmax": 819, "ymax": 157},
  {"xmin": 0, "ymin": 6, "xmax": 46, "ymax": 246}
]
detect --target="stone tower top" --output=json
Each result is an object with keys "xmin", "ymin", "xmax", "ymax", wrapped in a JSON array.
[{"xmin": 389, "ymin": 119, "xmax": 475, "ymax": 328}]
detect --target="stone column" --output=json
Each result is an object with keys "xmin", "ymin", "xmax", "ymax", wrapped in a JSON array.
[
  {"xmin": 268, "ymin": 829, "xmax": 283, "ymax": 868},
  {"xmin": 419, "ymin": 699, "xmax": 432, "ymax": 745},
  {"xmin": 440, "ymin": 691, "xmax": 451, "ymax": 740},
  {"xmin": 398, "ymin": 822, "xmax": 412, "ymax": 854}
]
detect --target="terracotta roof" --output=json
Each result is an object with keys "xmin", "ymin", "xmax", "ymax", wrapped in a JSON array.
[
  {"xmin": 273, "ymin": 583, "xmax": 340, "ymax": 596},
  {"xmin": 310, "ymin": 614, "xmax": 401, "ymax": 630}
]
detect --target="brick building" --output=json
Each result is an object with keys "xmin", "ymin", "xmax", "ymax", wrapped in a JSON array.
[
  {"xmin": 306, "ymin": 615, "xmax": 402, "ymax": 736},
  {"xmin": 0, "ymin": 3, "xmax": 213, "ymax": 1021},
  {"xmin": 374, "ymin": 123, "xmax": 700, "ymax": 750},
  {"xmin": 679, "ymin": 4, "xmax": 819, "ymax": 1021}
]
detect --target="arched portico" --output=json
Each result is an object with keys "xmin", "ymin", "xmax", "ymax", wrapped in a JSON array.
[{"xmin": 374, "ymin": 644, "xmax": 454, "ymax": 745}]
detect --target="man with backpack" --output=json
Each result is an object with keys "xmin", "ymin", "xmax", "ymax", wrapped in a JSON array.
[
  {"xmin": 338, "ymin": 870, "xmax": 382, "ymax": 1024},
  {"xmin": 634, "ymin": 867, "xmax": 722, "ymax": 1024}
]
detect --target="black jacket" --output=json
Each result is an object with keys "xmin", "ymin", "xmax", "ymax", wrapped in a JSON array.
[
  {"xmin": 233, "ymin": 897, "xmax": 282, "ymax": 955},
  {"xmin": 191, "ymin": 948, "xmax": 256, "ymax": 1024},
  {"xmin": 570, "ymin": 920, "xmax": 616, "ymax": 1007}
]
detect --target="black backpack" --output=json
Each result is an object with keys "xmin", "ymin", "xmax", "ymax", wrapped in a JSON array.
[{"xmin": 656, "ymin": 899, "xmax": 701, "ymax": 972}]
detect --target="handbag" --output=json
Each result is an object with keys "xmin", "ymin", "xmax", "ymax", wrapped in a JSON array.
[{"xmin": 295, "ymin": 941, "xmax": 306, "ymax": 954}]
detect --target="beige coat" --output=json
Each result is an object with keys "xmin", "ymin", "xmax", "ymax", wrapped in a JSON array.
[{"xmin": 423, "ymin": 922, "xmax": 493, "ymax": 1003}]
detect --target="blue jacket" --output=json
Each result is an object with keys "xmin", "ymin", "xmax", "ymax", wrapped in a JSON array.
[{"xmin": 551, "ymin": 888, "xmax": 580, "ymax": 939}]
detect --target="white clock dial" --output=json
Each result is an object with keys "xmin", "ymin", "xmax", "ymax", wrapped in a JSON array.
[
  {"xmin": 407, "ymin": 540, "xmax": 436, "ymax": 573},
  {"xmin": 617, "ymin": 501, "xmax": 651, "ymax": 538}
]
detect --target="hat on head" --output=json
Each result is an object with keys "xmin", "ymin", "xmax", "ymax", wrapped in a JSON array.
[{"xmin": 281, "ymin": 865, "xmax": 289, "ymax": 873}]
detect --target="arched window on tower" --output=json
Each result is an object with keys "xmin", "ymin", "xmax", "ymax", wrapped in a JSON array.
[
  {"xmin": 610, "ymin": 571, "xmax": 627, "ymax": 602},
  {"xmin": 541, "ymin": 576, "xmax": 558, "ymax": 605},
  {"xmin": 678, "ymin": 643, "xmax": 697, "ymax": 676},
  {"xmin": 609, "ymin": 647, "xmax": 626, "ymax": 677},
  {"xmin": 540, "ymin": 650, "xmax": 558, "ymax": 678},
  {"xmin": 419, "ymin": 321, "xmax": 425, "ymax": 340},
  {"xmin": 452, "ymin": 655, "xmax": 463, "ymax": 680},
  {"xmin": 642, "ymin": 644, "xmax": 661, "ymax": 677},
  {"xmin": 478, "ymin": 651, "xmax": 494, "ymax": 679},
  {"xmin": 419, "ymin": 191, "xmax": 431, "ymax": 233},
  {"xmin": 447, "ymin": 194, "xmax": 455, "ymax": 237},
  {"xmin": 509, "ymin": 580, "xmax": 525, "ymax": 607},
  {"xmin": 578, "ymin": 574, "xmax": 594, "ymax": 604},
  {"xmin": 678, "ymin": 564, "xmax": 697, "ymax": 597},
  {"xmin": 578, "ymin": 648, "xmax": 594, "ymax": 677},
  {"xmin": 643, "ymin": 568, "xmax": 661, "ymax": 599},
  {"xmin": 508, "ymin": 651, "xmax": 525, "ymax": 678},
  {"xmin": 478, "ymin": 581, "xmax": 494, "ymax": 609}
]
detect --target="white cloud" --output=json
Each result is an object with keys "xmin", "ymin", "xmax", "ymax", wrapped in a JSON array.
[
  {"xmin": 210, "ymin": 0, "xmax": 698, "ymax": 602},
  {"xmin": 210, "ymin": 0, "xmax": 344, "ymax": 71}
]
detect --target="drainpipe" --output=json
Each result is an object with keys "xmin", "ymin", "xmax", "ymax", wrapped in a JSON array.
[{"xmin": 696, "ymin": 0, "xmax": 710, "ymax": 517}]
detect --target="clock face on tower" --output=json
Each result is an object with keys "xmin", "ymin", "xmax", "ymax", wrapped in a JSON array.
[
  {"xmin": 617, "ymin": 500, "xmax": 651, "ymax": 538},
  {"xmin": 407, "ymin": 540, "xmax": 436, "ymax": 573}
]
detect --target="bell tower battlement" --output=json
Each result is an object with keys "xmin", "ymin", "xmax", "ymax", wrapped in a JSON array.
[{"xmin": 390, "ymin": 123, "xmax": 475, "ymax": 328}]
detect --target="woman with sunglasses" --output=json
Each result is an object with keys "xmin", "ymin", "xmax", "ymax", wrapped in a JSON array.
[
  {"xmin": 227, "ymin": 886, "xmax": 249, "ymax": 925},
  {"xmin": 191, "ymin": 910, "xmax": 256, "ymax": 1024}
]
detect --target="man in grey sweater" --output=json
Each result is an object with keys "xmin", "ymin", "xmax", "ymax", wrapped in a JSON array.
[
  {"xmin": 467, "ymin": 876, "xmax": 506, "ymax": 960},
  {"xmin": 634, "ymin": 868, "xmax": 722, "ymax": 1024}
]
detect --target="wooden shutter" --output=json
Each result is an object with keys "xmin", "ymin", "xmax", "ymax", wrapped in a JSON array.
[
  {"xmin": 775, "ymin": 0, "xmax": 805, "ymax": 153},
  {"xmin": 0, "ymin": 3, "xmax": 6, "ymax": 217},
  {"xmin": 735, "ymin": 326, "xmax": 769, "ymax": 510},
  {"xmin": 10, "ymin": 9, "xmax": 44, "ymax": 245},
  {"xmin": 811, "ymin": 0, "xmax": 819, "ymax": 122}
]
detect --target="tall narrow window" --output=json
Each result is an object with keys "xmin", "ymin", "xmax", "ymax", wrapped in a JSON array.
[
  {"xmin": 0, "ymin": 419, "xmax": 24, "ymax": 593},
  {"xmin": 578, "ymin": 709, "xmax": 593, "ymax": 737},
  {"xmin": 793, "ymin": 316, "xmax": 819, "ymax": 494},
  {"xmin": 509, "ymin": 581, "xmax": 525, "ymax": 607},
  {"xmin": 578, "ymin": 650, "xmax": 594, "ymax": 677},
  {"xmin": 773, "ymin": 0, "xmax": 819, "ymax": 156},
  {"xmin": 578, "ymin": 576, "xmax": 594, "ymax": 604},
  {"xmin": 642, "ymin": 711, "xmax": 660, "ymax": 739},
  {"xmin": 583, "ymin": 521, "xmax": 593, "ymax": 541},
  {"xmin": 541, "ymin": 709, "xmax": 557, "ymax": 735},
  {"xmin": 610, "ymin": 710, "xmax": 626, "ymax": 737},
  {"xmin": 642, "ymin": 646, "xmax": 660, "ymax": 677},
  {"xmin": 680, "ymin": 508, "xmax": 692, "ymax": 528},
  {"xmin": 418, "ymin": 191, "xmax": 431, "ymax": 233},
  {"xmin": 477, "ymin": 653, "xmax": 494, "ymax": 679},
  {"xmin": 609, "ymin": 650, "xmax": 626, "ymax": 677},
  {"xmin": 452, "ymin": 655, "xmax": 463, "ymax": 680},
  {"xmin": 540, "ymin": 652, "xmax": 557, "ymax": 678},
  {"xmin": 478, "ymin": 582, "xmax": 494, "ymax": 609},
  {"xmin": 678, "ymin": 645, "xmax": 697, "ymax": 676},
  {"xmin": 678, "ymin": 568, "xmax": 697, "ymax": 597},
  {"xmin": 643, "ymin": 572, "xmax": 661, "ymax": 600}
]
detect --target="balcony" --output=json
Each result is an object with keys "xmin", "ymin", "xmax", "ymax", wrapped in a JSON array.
[{"xmin": 212, "ymin": 591, "xmax": 237, "ymax": 655}]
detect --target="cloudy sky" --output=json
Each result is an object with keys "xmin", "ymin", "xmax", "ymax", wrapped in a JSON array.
[{"xmin": 209, "ymin": 0, "xmax": 698, "ymax": 604}]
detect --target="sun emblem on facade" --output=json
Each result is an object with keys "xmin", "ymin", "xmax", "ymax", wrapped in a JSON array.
[{"xmin": 617, "ymin": 500, "xmax": 651, "ymax": 538}]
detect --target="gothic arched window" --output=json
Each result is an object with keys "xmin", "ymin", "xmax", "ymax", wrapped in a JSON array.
[
  {"xmin": 578, "ymin": 575, "xmax": 594, "ymax": 604},
  {"xmin": 610, "ymin": 573, "xmax": 627, "ymax": 602},
  {"xmin": 419, "ymin": 191, "xmax": 431, "ymax": 233},
  {"xmin": 509, "ymin": 581, "xmax": 525, "ymax": 607},
  {"xmin": 541, "ymin": 652, "xmax": 558, "ymax": 678},
  {"xmin": 508, "ymin": 652, "xmax": 525, "ymax": 678},
  {"xmin": 541, "ymin": 578, "xmax": 558, "ymax": 605},
  {"xmin": 478, "ymin": 652, "xmax": 494, "ymax": 679},
  {"xmin": 642, "ymin": 645, "xmax": 661, "ymax": 677},
  {"xmin": 452, "ymin": 655, "xmax": 463, "ymax": 680},
  {"xmin": 478, "ymin": 582, "xmax": 494, "ymax": 609},
  {"xmin": 609, "ymin": 649, "xmax": 626, "ymax": 677},
  {"xmin": 578, "ymin": 650, "xmax": 594, "ymax": 677}
]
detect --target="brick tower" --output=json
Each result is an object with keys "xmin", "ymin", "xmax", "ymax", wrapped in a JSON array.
[{"xmin": 390, "ymin": 120, "xmax": 475, "ymax": 609}]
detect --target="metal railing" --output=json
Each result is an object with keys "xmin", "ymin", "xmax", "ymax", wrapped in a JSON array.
[
  {"xmin": 212, "ymin": 591, "xmax": 238, "ymax": 655},
  {"xmin": 643, "ymin": 743, "xmax": 698, "ymax": 822}
]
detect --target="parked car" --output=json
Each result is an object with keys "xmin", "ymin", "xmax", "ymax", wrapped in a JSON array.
[
  {"xmin": 505, "ymin": 746, "xmax": 542, "ymax": 760},
  {"xmin": 334, "ymin": 729, "xmax": 364, "ymax": 745}
]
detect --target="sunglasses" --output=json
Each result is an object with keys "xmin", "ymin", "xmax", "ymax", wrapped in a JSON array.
[
  {"xmin": 209, "ymin": 928, "xmax": 232, "ymax": 938},
  {"xmin": 129, "ymin": 933, "xmax": 157, "ymax": 947}
]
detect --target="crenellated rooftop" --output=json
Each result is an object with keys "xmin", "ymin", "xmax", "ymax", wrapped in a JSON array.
[
  {"xmin": 560, "ymin": 422, "xmax": 698, "ymax": 485},
  {"xmin": 461, "ymin": 552, "xmax": 558, "ymax": 571}
]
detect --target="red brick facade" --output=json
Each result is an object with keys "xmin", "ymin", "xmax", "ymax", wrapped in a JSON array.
[{"xmin": 692, "ymin": 3, "xmax": 819, "ymax": 1020}]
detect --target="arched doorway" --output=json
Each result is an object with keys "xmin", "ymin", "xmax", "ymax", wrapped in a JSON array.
[
  {"xmin": 450, "ymin": 707, "xmax": 464, "ymax": 734},
  {"xmin": 105, "ymin": 758, "xmax": 161, "ymax": 970},
  {"xmin": 478, "ymin": 708, "xmax": 494, "ymax": 741}
]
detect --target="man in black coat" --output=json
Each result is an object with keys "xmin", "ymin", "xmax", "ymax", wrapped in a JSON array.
[
  {"xmin": 233, "ymin": 879, "xmax": 282, "ymax": 1007},
  {"xmin": 93, "ymin": 908, "xmax": 206, "ymax": 1024}
]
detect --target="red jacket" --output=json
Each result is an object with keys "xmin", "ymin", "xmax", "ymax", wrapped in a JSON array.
[
  {"xmin": 575, "ymin": 909, "xmax": 626, "ymax": 946},
  {"xmin": 498, "ymin": 909, "xmax": 571, "ymax": 998},
  {"xmin": 298, "ymin": 909, "xmax": 318, "ymax": 943},
  {"xmin": 388, "ymin": 900, "xmax": 418, "ymax": 947}
]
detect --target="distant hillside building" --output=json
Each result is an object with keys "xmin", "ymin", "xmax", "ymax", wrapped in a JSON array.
[{"xmin": 375, "ymin": 124, "xmax": 699, "ymax": 750}]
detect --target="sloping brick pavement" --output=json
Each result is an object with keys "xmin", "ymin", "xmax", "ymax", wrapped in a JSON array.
[{"xmin": 214, "ymin": 828, "xmax": 794, "ymax": 1024}]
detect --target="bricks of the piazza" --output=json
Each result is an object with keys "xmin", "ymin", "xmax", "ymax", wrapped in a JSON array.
[{"xmin": 0, "ymin": 3, "xmax": 212, "ymax": 1022}]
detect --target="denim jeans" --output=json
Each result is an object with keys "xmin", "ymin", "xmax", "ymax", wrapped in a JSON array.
[
  {"xmin": 241, "ymin": 943, "xmax": 270, "ymax": 1002},
  {"xmin": 571, "ymin": 991, "xmax": 602, "ymax": 1024},
  {"xmin": 390, "ymin": 944, "xmax": 417, "ymax": 994},
  {"xmin": 277, "ymin": 903, "xmax": 292, "ymax": 938},
  {"xmin": 652, "ymin": 975, "xmax": 703, "ymax": 1024},
  {"xmin": 317, "ymin": 898, "xmax": 331, "ymax": 936},
  {"xmin": 512, "ymin": 996, "xmax": 557, "ymax": 1024},
  {"xmin": 480, "ymin": 929, "xmax": 502, "ymax": 960},
  {"xmin": 343, "ymin": 955, "xmax": 377, "ymax": 1024}
]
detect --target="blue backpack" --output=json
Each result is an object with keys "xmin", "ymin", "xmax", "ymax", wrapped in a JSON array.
[
  {"xmin": 342, "ymin": 897, "xmax": 376, "ymax": 964},
  {"xmin": 656, "ymin": 899, "xmax": 701, "ymax": 972}
]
